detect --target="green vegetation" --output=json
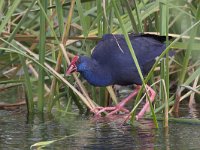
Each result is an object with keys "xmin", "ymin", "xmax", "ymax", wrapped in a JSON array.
[{"xmin": 0, "ymin": 0, "xmax": 199, "ymax": 126}]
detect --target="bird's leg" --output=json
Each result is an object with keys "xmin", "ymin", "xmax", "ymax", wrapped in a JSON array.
[
  {"xmin": 92, "ymin": 85, "xmax": 141, "ymax": 116},
  {"xmin": 92, "ymin": 85, "xmax": 156, "ymax": 120},
  {"xmin": 135, "ymin": 85, "xmax": 156, "ymax": 120},
  {"xmin": 106, "ymin": 85, "xmax": 141, "ymax": 116}
]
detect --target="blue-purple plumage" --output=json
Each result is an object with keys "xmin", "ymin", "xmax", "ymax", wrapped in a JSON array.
[{"xmin": 75, "ymin": 33, "xmax": 171, "ymax": 86}]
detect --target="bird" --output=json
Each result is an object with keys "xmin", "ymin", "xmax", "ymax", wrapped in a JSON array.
[{"xmin": 66, "ymin": 33, "xmax": 172, "ymax": 120}]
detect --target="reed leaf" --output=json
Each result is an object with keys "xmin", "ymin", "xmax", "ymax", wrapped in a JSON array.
[
  {"xmin": 19, "ymin": 55, "xmax": 34, "ymax": 113},
  {"xmin": 0, "ymin": 0, "xmax": 21, "ymax": 34},
  {"xmin": 159, "ymin": 0, "xmax": 169, "ymax": 127},
  {"xmin": 37, "ymin": 0, "xmax": 47, "ymax": 112},
  {"xmin": 75, "ymin": 0, "xmax": 88, "ymax": 37}
]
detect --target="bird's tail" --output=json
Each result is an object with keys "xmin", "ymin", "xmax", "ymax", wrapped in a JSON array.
[{"xmin": 139, "ymin": 33, "xmax": 173, "ymax": 43}]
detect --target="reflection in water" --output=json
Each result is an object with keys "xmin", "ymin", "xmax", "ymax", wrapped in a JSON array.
[
  {"xmin": 1, "ymin": 109, "xmax": 200, "ymax": 149},
  {"xmin": 73, "ymin": 117, "xmax": 157, "ymax": 150},
  {"xmin": 188, "ymin": 103, "xmax": 200, "ymax": 119},
  {"xmin": 164, "ymin": 127, "xmax": 170, "ymax": 150}
]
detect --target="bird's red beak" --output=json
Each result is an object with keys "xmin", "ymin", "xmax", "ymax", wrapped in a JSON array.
[{"xmin": 66, "ymin": 56, "xmax": 79, "ymax": 75}]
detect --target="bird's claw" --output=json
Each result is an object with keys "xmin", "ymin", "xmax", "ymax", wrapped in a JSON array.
[
  {"xmin": 91, "ymin": 105, "xmax": 130, "ymax": 117},
  {"xmin": 91, "ymin": 107, "xmax": 104, "ymax": 116}
]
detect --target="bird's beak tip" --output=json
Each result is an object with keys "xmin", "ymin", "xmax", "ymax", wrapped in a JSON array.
[
  {"xmin": 66, "ymin": 56, "xmax": 79, "ymax": 76},
  {"xmin": 66, "ymin": 64, "xmax": 77, "ymax": 75}
]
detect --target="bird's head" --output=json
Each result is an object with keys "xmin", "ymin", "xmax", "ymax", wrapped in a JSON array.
[{"xmin": 66, "ymin": 55, "xmax": 93, "ymax": 75}]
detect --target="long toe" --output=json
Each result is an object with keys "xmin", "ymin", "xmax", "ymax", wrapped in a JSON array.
[
  {"xmin": 107, "ymin": 107, "xmax": 129, "ymax": 116},
  {"xmin": 94, "ymin": 106, "xmax": 117, "ymax": 116},
  {"xmin": 91, "ymin": 106, "xmax": 130, "ymax": 116}
]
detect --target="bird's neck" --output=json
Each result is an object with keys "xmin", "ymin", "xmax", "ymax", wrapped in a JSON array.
[{"xmin": 79, "ymin": 60, "xmax": 113, "ymax": 86}]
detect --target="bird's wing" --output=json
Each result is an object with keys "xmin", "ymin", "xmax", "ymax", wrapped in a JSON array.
[
  {"xmin": 91, "ymin": 33, "xmax": 167, "ymax": 74},
  {"xmin": 91, "ymin": 34, "xmax": 131, "ymax": 64}
]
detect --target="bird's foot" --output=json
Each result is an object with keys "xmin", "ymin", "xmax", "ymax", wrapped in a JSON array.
[
  {"xmin": 91, "ymin": 103, "xmax": 130, "ymax": 117},
  {"xmin": 100, "ymin": 87, "xmax": 141, "ymax": 116},
  {"xmin": 91, "ymin": 85, "xmax": 140, "ymax": 118}
]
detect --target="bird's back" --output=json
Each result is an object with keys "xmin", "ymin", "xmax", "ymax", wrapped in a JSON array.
[{"xmin": 91, "ymin": 33, "xmax": 168, "ymax": 85}]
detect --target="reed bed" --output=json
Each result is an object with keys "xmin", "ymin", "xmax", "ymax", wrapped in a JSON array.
[{"xmin": 0, "ymin": 0, "xmax": 199, "ymax": 126}]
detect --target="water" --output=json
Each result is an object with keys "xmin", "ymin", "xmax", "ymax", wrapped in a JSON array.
[
  {"xmin": 1, "ymin": 107, "xmax": 200, "ymax": 150},
  {"xmin": 1, "ymin": 87, "xmax": 200, "ymax": 149}
]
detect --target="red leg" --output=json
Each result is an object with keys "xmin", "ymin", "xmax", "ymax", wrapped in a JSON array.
[
  {"xmin": 92, "ymin": 85, "xmax": 156, "ymax": 121},
  {"xmin": 92, "ymin": 85, "xmax": 141, "ymax": 116},
  {"xmin": 135, "ymin": 85, "xmax": 156, "ymax": 120}
]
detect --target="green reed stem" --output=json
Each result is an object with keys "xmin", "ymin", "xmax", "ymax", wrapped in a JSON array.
[
  {"xmin": 75, "ymin": 0, "xmax": 88, "ymax": 37},
  {"xmin": 48, "ymin": 0, "xmax": 66, "ymax": 112},
  {"xmin": 19, "ymin": 55, "xmax": 34, "ymax": 113},
  {"xmin": 124, "ymin": 0, "xmax": 138, "ymax": 33},
  {"xmin": 159, "ymin": 0, "xmax": 169, "ymax": 127},
  {"xmin": 111, "ymin": 0, "xmax": 158, "ymax": 127},
  {"xmin": 132, "ymin": 0, "xmax": 143, "ymax": 32},
  {"xmin": 37, "ymin": 0, "xmax": 47, "ymax": 112}
]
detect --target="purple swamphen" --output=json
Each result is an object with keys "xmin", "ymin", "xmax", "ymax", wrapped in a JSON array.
[{"xmin": 66, "ymin": 33, "xmax": 171, "ymax": 120}]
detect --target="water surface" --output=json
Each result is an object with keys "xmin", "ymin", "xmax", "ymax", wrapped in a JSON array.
[{"xmin": 1, "ymin": 107, "xmax": 200, "ymax": 150}]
